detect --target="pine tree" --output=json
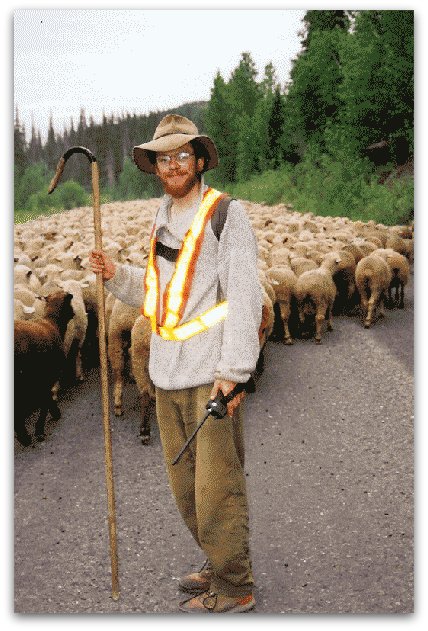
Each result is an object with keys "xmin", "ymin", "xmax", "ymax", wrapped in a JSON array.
[
  {"xmin": 14, "ymin": 106, "xmax": 28, "ymax": 178},
  {"xmin": 281, "ymin": 13, "xmax": 349, "ymax": 158},
  {"xmin": 301, "ymin": 10, "xmax": 351, "ymax": 50},
  {"xmin": 204, "ymin": 71, "xmax": 236, "ymax": 184},
  {"xmin": 267, "ymin": 86, "xmax": 286, "ymax": 168},
  {"xmin": 340, "ymin": 10, "xmax": 414, "ymax": 164}
]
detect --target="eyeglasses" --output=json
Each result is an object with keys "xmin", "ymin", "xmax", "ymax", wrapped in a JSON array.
[{"xmin": 156, "ymin": 151, "xmax": 195, "ymax": 167}]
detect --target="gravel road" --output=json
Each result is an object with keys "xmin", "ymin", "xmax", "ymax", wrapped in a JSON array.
[{"xmin": 14, "ymin": 274, "xmax": 414, "ymax": 614}]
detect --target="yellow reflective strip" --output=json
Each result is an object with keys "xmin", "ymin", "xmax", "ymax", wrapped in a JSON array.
[
  {"xmin": 143, "ymin": 241, "xmax": 158, "ymax": 318},
  {"xmin": 163, "ymin": 189, "xmax": 222, "ymax": 329},
  {"xmin": 199, "ymin": 301, "xmax": 228, "ymax": 327},
  {"xmin": 161, "ymin": 320, "xmax": 204, "ymax": 341},
  {"xmin": 158, "ymin": 301, "xmax": 228, "ymax": 341}
]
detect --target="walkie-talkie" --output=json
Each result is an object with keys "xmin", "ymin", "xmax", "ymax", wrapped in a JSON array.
[{"xmin": 171, "ymin": 379, "xmax": 254, "ymax": 466}]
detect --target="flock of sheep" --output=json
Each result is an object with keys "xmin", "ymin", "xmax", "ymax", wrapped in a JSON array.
[{"xmin": 13, "ymin": 197, "xmax": 413, "ymax": 447}]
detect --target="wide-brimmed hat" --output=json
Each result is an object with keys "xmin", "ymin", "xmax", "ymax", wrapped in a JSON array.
[{"xmin": 133, "ymin": 114, "xmax": 219, "ymax": 174}]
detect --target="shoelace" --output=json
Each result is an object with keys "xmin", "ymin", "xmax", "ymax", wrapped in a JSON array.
[
  {"xmin": 201, "ymin": 592, "xmax": 218, "ymax": 610},
  {"xmin": 198, "ymin": 558, "xmax": 212, "ymax": 573}
]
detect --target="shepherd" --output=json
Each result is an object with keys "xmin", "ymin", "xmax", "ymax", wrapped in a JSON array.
[{"xmin": 90, "ymin": 114, "xmax": 263, "ymax": 613}]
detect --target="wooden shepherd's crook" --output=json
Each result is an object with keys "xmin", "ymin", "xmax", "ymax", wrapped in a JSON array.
[{"xmin": 48, "ymin": 146, "xmax": 120, "ymax": 601}]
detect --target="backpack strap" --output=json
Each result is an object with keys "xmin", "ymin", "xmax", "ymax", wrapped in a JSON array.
[
  {"xmin": 156, "ymin": 195, "xmax": 234, "ymax": 263},
  {"xmin": 210, "ymin": 195, "xmax": 233, "ymax": 241}
]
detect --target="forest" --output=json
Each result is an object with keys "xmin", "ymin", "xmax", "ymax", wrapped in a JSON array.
[{"xmin": 14, "ymin": 10, "xmax": 414, "ymax": 226}]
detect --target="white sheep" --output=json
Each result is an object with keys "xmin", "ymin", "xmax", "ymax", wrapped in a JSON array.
[
  {"xmin": 266, "ymin": 265, "xmax": 297, "ymax": 345},
  {"xmin": 372, "ymin": 248, "xmax": 410, "ymax": 309},
  {"xmin": 59, "ymin": 279, "xmax": 89, "ymax": 384},
  {"xmin": 294, "ymin": 252, "xmax": 343, "ymax": 343},
  {"xmin": 14, "ymin": 299, "xmax": 35, "ymax": 321},
  {"xmin": 355, "ymin": 253, "xmax": 392, "ymax": 328},
  {"xmin": 130, "ymin": 315, "xmax": 155, "ymax": 444},
  {"xmin": 332, "ymin": 249, "xmax": 357, "ymax": 315},
  {"xmin": 14, "ymin": 265, "xmax": 42, "ymax": 293},
  {"xmin": 107, "ymin": 299, "xmax": 141, "ymax": 417},
  {"xmin": 13, "ymin": 284, "xmax": 45, "ymax": 320},
  {"xmin": 289, "ymin": 256, "xmax": 318, "ymax": 277}
]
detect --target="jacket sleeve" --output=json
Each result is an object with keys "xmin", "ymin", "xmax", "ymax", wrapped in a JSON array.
[
  {"xmin": 215, "ymin": 200, "xmax": 263, "ymax": 384},
  {"xmin": 104, "ymin": 263, "xmax": 145, "ymax": 308}
]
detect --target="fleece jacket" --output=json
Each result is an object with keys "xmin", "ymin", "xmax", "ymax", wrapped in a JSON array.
[{"xmin": 105, "ymin": 184, "xmax": 263, "ymax": 390}]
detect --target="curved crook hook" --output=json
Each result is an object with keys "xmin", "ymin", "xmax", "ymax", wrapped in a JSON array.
[{"xmin": 48, "ymin": 146, "xmax": 97, "ymax": 194}]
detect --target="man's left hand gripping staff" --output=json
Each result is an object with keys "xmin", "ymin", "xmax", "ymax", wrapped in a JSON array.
[
  {"xmin": 210, "ymin": 379, "xmax": 245, "ymax": 418},
  {"xmin": 90, "ymin": 249, "xmax": 116, "ymax": 281}
]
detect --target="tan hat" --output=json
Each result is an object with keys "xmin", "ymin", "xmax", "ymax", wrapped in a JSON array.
[{"xmin": 133, "ymin": 114, "xmax": 219, "ymax": 174}]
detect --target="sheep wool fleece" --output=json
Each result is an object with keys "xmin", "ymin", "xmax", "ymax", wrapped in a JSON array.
[{"xmin": 105, "ymin": 185, "xmax": 262, "ymax": 597}]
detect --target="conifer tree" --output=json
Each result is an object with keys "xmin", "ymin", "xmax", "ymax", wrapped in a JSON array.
[
  {"xmin": 204, "ymin": 71, "xmax": 236, "ymax": 184},
  {"xmin": 14, "ymin": 106, "xmax": 28, "ymax": 178}
]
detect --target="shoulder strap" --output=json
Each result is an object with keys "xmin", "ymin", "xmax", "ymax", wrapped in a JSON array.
[
  {"xmin": 210, "ymin": 195, "xmax": 233, "ymax": 241},
  {"xmin": 155, "ymin": 195, "xmax": 234, "ymax": 263}
]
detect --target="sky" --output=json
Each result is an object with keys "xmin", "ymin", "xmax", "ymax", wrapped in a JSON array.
[{"xmin": 14, "ymin": 8, "xmax": 306, "ymax": 142}]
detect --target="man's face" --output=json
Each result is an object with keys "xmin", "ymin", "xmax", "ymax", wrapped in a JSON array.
[{"xmin": 155, "ymin": 143, "xmax": 204, "ymax": 198}]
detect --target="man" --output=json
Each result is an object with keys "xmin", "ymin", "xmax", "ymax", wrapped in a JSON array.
[{"xmin": 90, "ymin": 114, "xmax": 262, "ymax": 613}]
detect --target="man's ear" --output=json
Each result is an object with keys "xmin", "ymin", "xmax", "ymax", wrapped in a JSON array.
[{"xmin": 196, "ymin": 157, "xmax": 205, "ymax": 173}]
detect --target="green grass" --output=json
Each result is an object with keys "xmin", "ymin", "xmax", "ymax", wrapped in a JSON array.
[
  {"xmin": 14, "ymin": 206, "xmax": 69, "ymax": 224},
  {"xmin": 15, "ymin": 162, "xmax": 414, "ymax": 227},
  {"xmin": 219, "ymin": 164, "xmax": 414, "ymax": 226}
]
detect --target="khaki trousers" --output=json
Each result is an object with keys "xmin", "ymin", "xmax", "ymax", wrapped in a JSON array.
[{"xmin": 155, "ymin": 383, "xmax": 254, "ymax": 597}]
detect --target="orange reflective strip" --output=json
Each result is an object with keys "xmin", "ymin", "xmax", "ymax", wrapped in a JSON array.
[
  {"xmin": 158, "ymin": 301, "xmax": 228, "ymax": 341},
  {"xmin": 162, "ymin": 188, "xmax": 224, "ymax": 329},
  {"xmin": 142, "ymin": 188, "xmax": 227, "ymax": 338},
  {"xmin": 142, "ymin": 235, "xmax": 160, "ymax": 332}
]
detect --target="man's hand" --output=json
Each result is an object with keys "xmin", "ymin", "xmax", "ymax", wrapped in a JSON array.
[
  {"xmin": 89, "ymin": 249, "xmax": 116, "ymax": 281},
  {"xmin": 210, "ymin": 379, "xmax": 245, "ymax": 418}
]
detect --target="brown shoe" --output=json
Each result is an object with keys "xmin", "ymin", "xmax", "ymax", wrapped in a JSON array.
[
  {"xmin": 179, "ymin": 591, "xmax": 256, "ymax": 613},
  {"xmin": 178, "ymin": 559, "xmax": 213, "ymax": 594}
]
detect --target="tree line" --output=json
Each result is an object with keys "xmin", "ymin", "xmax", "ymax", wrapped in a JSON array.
[{"xmin": 14, "ymin": 10, "xmax": 413, "ymax": 224}]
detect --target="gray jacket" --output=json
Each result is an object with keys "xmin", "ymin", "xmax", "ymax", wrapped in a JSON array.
[{"xmin": 105, "ymin": 185, "xmax": 263, "ymax": 390}]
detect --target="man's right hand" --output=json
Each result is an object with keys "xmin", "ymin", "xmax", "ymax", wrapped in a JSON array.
[{"xmin": 89, "ymin": 250, "xmax": 116, "ymax": 281}]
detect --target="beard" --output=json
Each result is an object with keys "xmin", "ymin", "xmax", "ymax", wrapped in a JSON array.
[{"xmin": 158, "ymin": 169, "xmax": 199, "ymax": 199}]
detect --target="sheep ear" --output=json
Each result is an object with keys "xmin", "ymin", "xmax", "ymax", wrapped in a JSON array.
[{"xmin": 26, "ymin": 270, "xmax": 32, "ymax": 277}]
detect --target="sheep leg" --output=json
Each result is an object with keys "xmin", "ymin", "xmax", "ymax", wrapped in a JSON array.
[
  {"xmin": 399, "ymin": 282, "xmax": 405, "ymax": 309},
  {"xmin": 359, "ymin": 292, "xmax": 368, "ymax": 321},
  {"xmin": 365, "ymin": 291, "xmax": 379, "ymax": 328},
  {"xmin": 14, "ymin": 417, "xmax": 32, "ymax": 447},
  {"xmin": 34, "ymin": 407, "xmax": 48, "ymax": 442},
  {"xmin": 326, "ymin": 302, "xmax": 334, "ymax": 331},
  {"xmin": 52, "ymin": 380, "xmax": 60, "ymax": 401},
  {"xmin": 139, "ymin": 392, "xmax": 153, "ymax": 445},
  {"xmin": 113, "ymin": 376, "xmax": 123, "ymax": 417},
  {"xmin": 278, "ymin": 301, "xmax": 293, "ymax": 345},
  {"xmin": 76, "ymin": 346, "xmax": 84, "ymax": 382},
  {"xmin": 315, "ymin": 308, "xmax": 325, "ymax": 344},
  {"xmin": 108, "ymin": 329, "xmax": 125, "ymax": 416},
  {"xmin": 35, "ymin": 393, "xmax": 61, "ymax": 442},
  {"xmin": 378, "ymin": 292, "xmax": 386, "ymax": 319}
]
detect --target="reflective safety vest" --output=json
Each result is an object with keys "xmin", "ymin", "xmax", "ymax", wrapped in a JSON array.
[{"xmin": 142, "ymin": 187, "xmax": 229, "ymax": 341}]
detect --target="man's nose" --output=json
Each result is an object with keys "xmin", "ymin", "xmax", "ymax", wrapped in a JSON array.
[{"xmin": 168, "ymin": 156, "xmax": 181, "ymax": 168}]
